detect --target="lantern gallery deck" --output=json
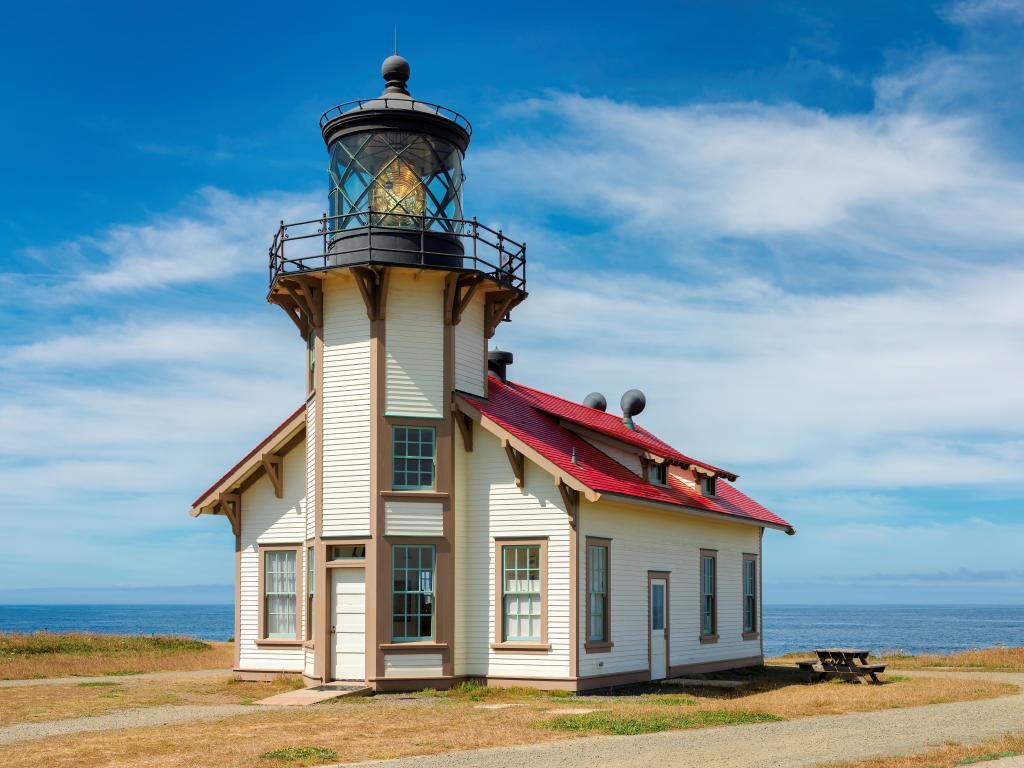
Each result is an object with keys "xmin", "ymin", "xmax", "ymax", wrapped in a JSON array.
[{"xmin": 796, "ymin": 649, "xmax": 887, "ymax": 683}]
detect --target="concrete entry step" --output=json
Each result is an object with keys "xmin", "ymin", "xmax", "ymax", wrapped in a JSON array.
[{"xmin": 256, "ymin": 683, "xmax": 371, "ymax": 706}]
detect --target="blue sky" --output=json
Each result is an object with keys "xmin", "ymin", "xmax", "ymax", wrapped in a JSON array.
[{"xmin": 2, "ymin": 0, "xmax": 1022, "ymax": 605}]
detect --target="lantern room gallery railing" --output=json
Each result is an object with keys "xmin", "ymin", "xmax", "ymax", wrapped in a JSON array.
[
  {"xmin": 268, "ymin": 212, "xmax": 526, "ymax": 293},
  {"xmin": 319, "ymin": 98, "xmax": 473, "ymax": 135}
]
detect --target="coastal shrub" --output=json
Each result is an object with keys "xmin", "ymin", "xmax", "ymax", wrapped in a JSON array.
[
  {"xmin": 0, "ymin": 632, "xmax": 210, "ymax": 657},
  {"xmin": 541, "ymin": 709, "xmax": 783, "ymax": 735},
  {"xmin": 259, "ymin": 746, "xmax": 339, "ymax": 765}
]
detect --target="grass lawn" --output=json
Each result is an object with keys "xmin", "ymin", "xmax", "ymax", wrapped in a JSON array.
[
  {"xmin": 0, "ymin": 674, "xmax": 304, "ymax": 726},
  {"xmin": 822, "ymin": 733, "xmax": 1024, "ymax": 767},
  {"xmin": 770, "ymin": 646, "xmax": 1024, "ymax": 673},
  {"xmin": 0, "ymin": 632, "xmax": 234, "ymax": 679},
  {"xmin": 0, "ymin": 669, "xmax": 1014, "ymax": 768}
]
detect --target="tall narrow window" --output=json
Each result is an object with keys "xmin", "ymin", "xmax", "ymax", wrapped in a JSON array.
[
  {"xmin": 700, "ymin": 549, "xmax": 717, "ymax": 642},
  {"xmin": 585, "ymin": 538, "xmax": 611, "ymax": 649},
  {"xmin": 392, "ymin": 426, "xmax": 436, "ymax": 490},
  {"xmin": 743, "ymin": 555, "xmax": 758, "ymax": 637},
  {"xmin": 391, "ymin": 544, "xmax": 435, "ymax": 642},
  {"xmin": 501, "ymin": 544, "xmax": 543, "ymax": 642},
  {"xmin": 306, "ymin": 546, "xmax": 314, "ymax": 640},
  {"xmin": 700, "ymin": 475, "xmax": 717, "ymax": 496},
  {"xmin": 647, "ymin": 462, "xmax": 667, "ymax": 485},
  {"xmin": 262, "ymin": 548, "xmax": 298, "ymax": 640}
]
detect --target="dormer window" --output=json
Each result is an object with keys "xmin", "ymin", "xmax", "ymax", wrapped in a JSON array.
[
  {"xmin": 647, "ymin": 462, "xmax": 667, "ymax": 485},
  {"xmin": 700, "ymin": 475, "xmax": 717, "ymax": 496}
]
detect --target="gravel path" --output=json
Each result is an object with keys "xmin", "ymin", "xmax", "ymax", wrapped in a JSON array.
[
  {"xmin": 0, "ymin": 668, "xmax": 233, "ymax": 688},
  {"xmin": 0, "ymin": 703, "xmax": 279, "ymax": 746},
  {"xmin": 335, "ymin": 671, "xmax": 1024, "ymax": 768}
]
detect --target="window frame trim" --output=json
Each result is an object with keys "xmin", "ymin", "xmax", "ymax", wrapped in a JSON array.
[
  {"xmin": 257, "ymin": 543, "xmax": 303, "ymax": 647},
  {"xmin": 390, "ymin": 423, "xmax": 438, "ymax": 492},
  {"xmin": 699, "ymin": 548, "xmax": 719, "ymax": 644},
  {"xmin": 584, "ymin": 536, "xmax": 614, "ymax": 653},
  {"xmin": 492, "ymin": 538, "xmax": 550, "ymax": 652},
  {"xmin": 742, "ymin": 552, "xmax": 759, "ymax": 640}
]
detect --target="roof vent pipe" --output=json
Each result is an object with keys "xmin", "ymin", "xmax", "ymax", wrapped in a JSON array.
[
  {"xmin": 620, "ymin": 389, "xmax": 646, "ymax": 430},
  {"xmin": 488, "ymin": 349, "xmax": 513, "ymax": 383},
  {"xmin": 583, "ymin": 392, "xmax": 607, "ymax": 411}
]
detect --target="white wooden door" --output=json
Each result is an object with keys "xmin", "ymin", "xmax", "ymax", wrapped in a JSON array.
[
  {"xmin": 330, "ymin": 568, "xmax": 366, "ymax": 681},
  {"xmin": 650, "ymin": 578, "xmax": 668, "ymax": 680}
]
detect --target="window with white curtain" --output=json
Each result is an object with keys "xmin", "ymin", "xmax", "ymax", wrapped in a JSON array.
[
  {"xmin": 502, "ymin": 544, "xmax": 542, "ymax": 642},
  {"xmin": 263, "ymin": 549, "xmax": 297, "ymax": 639}
]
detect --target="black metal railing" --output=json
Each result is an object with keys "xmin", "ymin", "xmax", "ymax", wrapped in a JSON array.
[
  {"xmin": 319, "ymin": 98, "xmax": 473, "ymax": 135},
  {"xmin": 268, "ymin": 212, "xmax": 525, "ymax": 292}
]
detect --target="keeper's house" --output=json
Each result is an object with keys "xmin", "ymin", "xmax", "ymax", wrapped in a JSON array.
[{"xmin": 189, "ymin": 54, "xmax": 794, "ymax": 692}]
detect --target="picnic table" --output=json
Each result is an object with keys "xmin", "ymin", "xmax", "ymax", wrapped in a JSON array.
[{"xmin": 795, "ymin": 648, "xmax": 887, "ymax": 683}]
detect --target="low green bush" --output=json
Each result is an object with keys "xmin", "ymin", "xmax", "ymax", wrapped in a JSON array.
[{"xmin": 259, "ymin": 746, "xmax": 339, "ymax": 765}]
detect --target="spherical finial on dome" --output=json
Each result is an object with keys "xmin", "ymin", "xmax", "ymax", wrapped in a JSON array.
[{"xmin": 382, "ymin": 54, "xmax": 410, "ymax": 95}]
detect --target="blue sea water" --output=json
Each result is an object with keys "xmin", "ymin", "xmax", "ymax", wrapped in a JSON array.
[{"xmin": 0, "ymin": 604, "xmax": 1021, "ymax": 656}]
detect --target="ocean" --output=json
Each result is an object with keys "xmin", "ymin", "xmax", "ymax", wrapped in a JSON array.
[{"xmin": 0, "ymin": 604, "xmax": 1021, "ymax": 657}]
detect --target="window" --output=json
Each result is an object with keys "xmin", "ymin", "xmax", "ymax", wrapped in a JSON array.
[
  {"xmin": 329, "ymin": 544, "xmax": 366, "ymax": 561},
  {"xmin": 306, "ymin": 546, "xmax": 314, "ymax": 640},
  {"xmin": 647, "ymin": 462, "xmax": 667, "ymax": 485},
  {"xmin": 700, "ymin": 475, "xmax": 717, "ymax": 496},
  {"xmin": 700, "ymin": 549, "xmax": 717, "ymax": 642},
  {"xmin": 392, "ymin": 426, "xmax": 435, "ymax": 490},
  {"xmin": 391, "ymin": 544, "xmax": 435, "ymax": 642},
  {"xmin": 585, "ymin": 538, "xmax": 611, "ymax": 649},
  {"xmin": 499, "ymin": 543, "xmax": 544, "ymax": 643},
  {"xmin": 651, "ymin": 582, "xmax": 665, "ymax": 631},
  {"xmin": 260, "ymin": 547, "xmax": 299, "ymax": 641},
  {"xmin": 743, "ymin": 555, "xmax": 758, "ymax": 637}
]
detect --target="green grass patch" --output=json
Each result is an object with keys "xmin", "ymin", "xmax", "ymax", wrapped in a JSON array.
[
  {"xmin": 259, "ymin": 746, "xmax": 339, "ymax": 765},
  {"xmin": 886, "ymin": 675, "xmax": 911, "ymax": 682},
  {"xmin": 77, "ymin": 681, "xmax": 120, "ymax": 687},
  {"xmin": 956, "ymin": 751, "xmax": 1023, "ymax": 765},
  {"xmin": 541, "ymin": 709, "xmax": 783, "ymax": 735},
  {"xmin": 640, "ymin": 694, "xmax": 699, "ymax": 706},
  {"xmin": 424, "ymin": 680, "xmax": 554, "ymax": 702},
  {"xmin": 0, "ymin": 632, "xmax": 210, "ymax": 658}
]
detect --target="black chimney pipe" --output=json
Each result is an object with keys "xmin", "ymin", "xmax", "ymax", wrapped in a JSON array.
[{"xmin": 488, "ymin": 350, "xmax": 513, "ymax": 382}]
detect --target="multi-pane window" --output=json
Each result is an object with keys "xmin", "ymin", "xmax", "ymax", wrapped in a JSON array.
[
  {"xmin": 392, "ymin": 545, "xmax": 435, "ymax": 642},
  {"xmin": 392, "ymin": 426, "xmax": 435, "ymax": 490},
  {"xmin": 743, "ymin": 556, "xmax": 757, "ymax": 635},
  {"xmin": 587, "ymin": 542, "xmax": 610, "ymax": 644},
  {"xmin": 306, "ymin": 546, "xmax": 314, "ymax": 640},
  {"xmin": 502, "ymin": 545, "xmax": 542, "ymax": 642},
  {"xmin": 647, "ymin": 463, "xmax": 667, "ymax": 485},
  {"xmin": 701, "ymin": 551, "xmax": 717, "ymax": 639},
  {"xmin": 264, "ymin": 549, "xmax": 297, "ymax": 639},
  {"xmin": 700, "ymin": 475, "xmax": 717, "ymax": 496}
]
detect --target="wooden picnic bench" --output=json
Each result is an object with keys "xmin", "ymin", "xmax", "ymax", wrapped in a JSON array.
[{"xmin": 796, "ymin": 648, "xmax": 886, "ymax": 684}]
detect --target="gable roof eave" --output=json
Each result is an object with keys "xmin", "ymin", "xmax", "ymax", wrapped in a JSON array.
[{"xmin": 597, "ymin": 490, "xmax": 796, "ymax": 535}]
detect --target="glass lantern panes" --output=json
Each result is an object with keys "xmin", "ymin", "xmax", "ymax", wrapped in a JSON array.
[
  {"xmin": 502, "ymin": 545, "xmax": 542, "ymax": 642},
  {"xmin": 328, "ymin": 131, "xmax": 464, "ymax": 233}
]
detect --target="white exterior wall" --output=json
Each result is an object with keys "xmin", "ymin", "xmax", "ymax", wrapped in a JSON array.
[
  {"xmin": 584, "ymin": 437, "xmax": 644, "ymax": 477},
  {"xmin": 305, "ymin": 395, "xmax": 316, "ymax": 540},
  {"xmin": 384, "ymin": 653, "xmax": 444, "ymax": 678},
  {"xmin": 385, "ymin": 273, "xmax": 444, "ymax": 418},
  {"xmin": 239, "ymin": 442, "xmax": 307, "ymax": 672},
  {"xmin": 454, "ymin": 428, "xmax": 572, "ymax": 679},
  {"xmin": 454, "ymin": 293, "xmax": 485, "ymax": 396},
  {"xmin": 304, "ymin": 646, "xmax": 315, "ymax": 678},
  {"xmin": 578, "ymin": 499, "xmax": 762, "ymax": 679},
  {"xmin": 384, "ymin": 500, "xmax": 444, "ymax": 536},
  {"xmin": 322, "ymin": 278, "xmax": 372, "ymax": 536}
]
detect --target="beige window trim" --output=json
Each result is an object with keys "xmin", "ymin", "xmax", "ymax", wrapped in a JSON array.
[
  {"xmin": 257, "ymin": 543, "xmax": 303, "ymax": 647},
  {"xmin": 584, "ymin": 537, "xmax": 613, "ymax": 652},
  {"xmin": 699, "ymin": 548, "xmax": 718, "ymax": 644},
  {"xmin": 493, "ymin": 538, "xmax": 549, "ymax": 652},
  {"xmin": 742, "ymin": 552, "xmax": 760, "ymax": 640}
]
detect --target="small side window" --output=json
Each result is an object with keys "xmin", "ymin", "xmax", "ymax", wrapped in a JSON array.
[
  {"xmin": 647, "ymin": 462, "xmax": 667, "ymax": 485},
  {"xmin": 700, "ymin": 475, "xmax": 717, "ymax": 496}
]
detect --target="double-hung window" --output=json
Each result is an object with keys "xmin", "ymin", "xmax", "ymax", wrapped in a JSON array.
[
  {"xmin": 585, "ymin": 538, "xmax": 611, "ymax": 649},
  {"xmin": 392, "ymin": 426, "xmax": 435, "ymax": 490},
  {"xmin": 306, "ymin": 546, "xmax": 314, "ymax": 640},
  {"xmin": 700, "ymin": 549, "xmax": 717, "ymax": 642},
  {"xmin": 391, "ymin": 544, "xmax": 435, "ymax": 642},
  {"xmin": 743, "ymin": 554, "xmax": 758, "ymax": 637},
  {"xmin": 500, "ymin": 543, "xmax": 544, "ymax": 643},
  {"xmin": 261, "ymin": 547, "xmax": 299, "ymax": 641}
]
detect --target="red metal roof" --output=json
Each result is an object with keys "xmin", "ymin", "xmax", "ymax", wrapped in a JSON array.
[{"xmin": 461, "ymin": 376, "xmax": 792, "ymax": 532}]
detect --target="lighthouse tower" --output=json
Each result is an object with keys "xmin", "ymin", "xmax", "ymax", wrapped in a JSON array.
[{"xmin": 267, "ymin": 55, "xmax": 526, "ymax": 684}]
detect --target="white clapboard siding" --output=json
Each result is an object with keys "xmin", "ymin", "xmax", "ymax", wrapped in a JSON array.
[
  {"xmin": 322, "ymin": 279, "xmax": 372, "ymax": 536},
  {"xmin": 305, "ymin": 396, "xmax": 316, "ymax": 540},
  {"xmin": 385, "ymin": 274, "xmax": 444, "ymax": 418},
  {"xmin": 304, "ymin": 646, "xmax": 315, "ymax": 678},
  {"xmin": 585, "ymin": 437, "xmax": 644, "ymax": 477},
  {"xmin": 239, "ymin": 443, "xmax": 307, "ymax": 672},
  {"xmin": 383, "ymin": 653, "xmax": 443, "ymax": 678},
  {"xmin": 577, "ymin": 499, "xmax": 762, "ymax": 678},
  {"xmin": 384, "ymin": 500, "xmax": 444, "ymax": 536},
  {"xmin": 454, "ymin": 429, "xmax": 572, "ymax": 679},
  {"xmin": 454, "ymin": 293, "xmax": 485, "ymax": 396}
]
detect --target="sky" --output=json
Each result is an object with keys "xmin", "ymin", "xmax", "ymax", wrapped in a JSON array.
[{"xmin": 1, "ymin": 0, "xmax": 1022, "ymax": 605}]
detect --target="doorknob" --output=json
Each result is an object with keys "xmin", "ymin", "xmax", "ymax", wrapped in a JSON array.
[{"xmin": 330, "ymin": 626, "xmax": 336, "ymax": 633}]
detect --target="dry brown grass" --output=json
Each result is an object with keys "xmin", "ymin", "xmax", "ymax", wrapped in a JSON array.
[
  {"xmin": 770, "ymin": 646, "xmax": 1024, "ymax": 673},
  {"xmin": 822, "ymin": 733, "xmax": 1024, "ymax": 768},
  {"xmin": 0, "ymin": 674, "xmax": 303, "ymax": 726},
  {"xmin": 0, "ymin": 671, "xmax": 1014, "ymax": 768},
  {"xmin": 0, "ymin": 633, "xmax": 234, "ymax": 680}
]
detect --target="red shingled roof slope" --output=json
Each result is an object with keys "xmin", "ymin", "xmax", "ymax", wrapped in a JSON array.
[{"xmin": 462, "ymin": 376, "xmax": 792, "ymax": 531}]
